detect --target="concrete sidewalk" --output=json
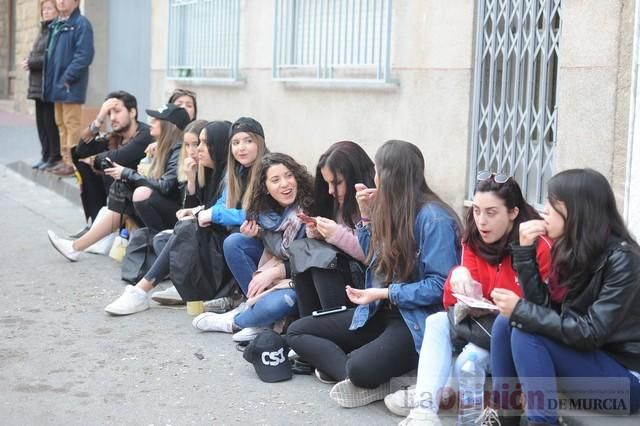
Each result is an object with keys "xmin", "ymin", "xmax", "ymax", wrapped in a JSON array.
[{"xmin": 0, "ymin": 109, "xmax": 82, "ymax": 208}]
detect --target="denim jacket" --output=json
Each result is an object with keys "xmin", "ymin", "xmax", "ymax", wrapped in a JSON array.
[
  {"xmin": 44, "ymin": 8, "xmax": 94, "ymax": 103},
  {"xmin": 349, "ymin": 202, "xmax": 461, "ymax": 353}
]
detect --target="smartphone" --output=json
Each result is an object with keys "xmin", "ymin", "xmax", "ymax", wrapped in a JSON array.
[
  {"xmin": 312, "ymin": 305, "xmax": 347, "ymax": 317},
  {"xmin": 103, "ymin": 157, "xmax": 114, "ymax": 168},
  {"xmin": 297, "ymin": 212, "xmax": 317, "ymax": 225}
]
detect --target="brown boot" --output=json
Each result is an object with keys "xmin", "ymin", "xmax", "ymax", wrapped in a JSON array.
[{"xmin": 49, "ymin": 163, "xmax": 75, "ymax": 176}]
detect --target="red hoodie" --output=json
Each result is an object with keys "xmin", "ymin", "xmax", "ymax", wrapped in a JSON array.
[{"xmin": 442, "ymin": 236, "xmax": 556, "ymax": 310}]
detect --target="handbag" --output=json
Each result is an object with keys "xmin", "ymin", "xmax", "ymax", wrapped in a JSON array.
[
  {"xmin": 447, "ymin": 306, "xmax": 497, "ymax": 351},
  {"xmin": 107, "ymin": 180, "xmax": 134, "ymax": 215},
  {"xmin": 121, "ymin": 227, "xmax": 157, "ymax": 283},
  {"xmin": 169, "ymin": 219, "xmax": 236, "ymax": 302},
  {"xmin": 288, "ymin": 238, "xmax": 365, "ymax": 289}
]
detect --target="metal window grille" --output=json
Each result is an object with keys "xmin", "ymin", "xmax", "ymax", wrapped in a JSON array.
[
  {"xmin": 469, "ymin": 0, "xmax": 562, "ymax": 208},
  {"xmin": 273, "ymin": 0, "xmax": 394, "ymax": 83},
  {"xmin": 167, "ymin": 0, "xmax": 240, "ymax": 82}
]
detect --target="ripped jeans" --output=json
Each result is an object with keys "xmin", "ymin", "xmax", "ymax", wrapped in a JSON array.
[{"xmin": 233, "ymin": 288, "xmax": 297, "ymax": 328}]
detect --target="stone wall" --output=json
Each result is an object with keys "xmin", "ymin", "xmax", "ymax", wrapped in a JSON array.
[
  {"xmin": 0, "ymin": 0, "xmax": 10, "ymax": 99},
  {"xmin": 12, "ymin": 0, "xmax": 41, "ymax": 113}
]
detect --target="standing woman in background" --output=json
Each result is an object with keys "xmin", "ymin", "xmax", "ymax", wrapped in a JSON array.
[{"xmin": 23, "ymin": 0, "xmax": 61, "ymax": 171}]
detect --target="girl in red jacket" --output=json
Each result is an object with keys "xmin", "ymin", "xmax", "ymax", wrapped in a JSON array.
[{"xmin": 393, "ymin": 173, "xmax": 558, "ymax": 425}]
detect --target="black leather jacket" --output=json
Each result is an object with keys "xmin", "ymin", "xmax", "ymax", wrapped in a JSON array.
[
  {"xmin": 27, "ymin": 20, "xmax": 53, "ymax": 100},
  {"xmin": 510, "ymin": 238, "xmax": 640, "ymax": 372},
  {"xmin": 121, "ymin": 141, "xmax": 182, "ymax": 202}
]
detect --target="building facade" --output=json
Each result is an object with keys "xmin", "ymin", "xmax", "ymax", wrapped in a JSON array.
[{"xmin": 2, "ymin": 0, "xmax": 639, "ymax": 234}]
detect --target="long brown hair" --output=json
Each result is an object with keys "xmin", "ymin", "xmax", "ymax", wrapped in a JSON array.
[
  {"xmin": 226, "ymin": 132, "xmax": 267, "ymax": 209},
  {"xmin": 177, "ymin": 119, "xmax": 207, "ymax": 183},
  {"xmin": 148, "ymin": 120, "xmax": 184, "ymax": 179},
  {"xmin": 547, "ymin": 168, "xmax": 638, "ymax": 290},
  {"xmin": 368, "ymin": 140, "xmax": 460, "ymax": 284},
  {"xmin": 246, "ymin": 153, "xmax": 314, "ymax": 217},
  {"xmin": 464, "ymin": 176, "xmax": 540, "ymax": 265}
]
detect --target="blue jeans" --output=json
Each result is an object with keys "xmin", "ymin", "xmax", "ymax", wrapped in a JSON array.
[
  {"xmin": 234, "ymin": 288, "xmax": 298, "ymax": 328},
  {"xmin": 491, "ymin": 315, "xmax": 640, "ymax": 424},
  {"xmin": 223, "ymin": 233, "xmax": 263, "ymax": 295}
]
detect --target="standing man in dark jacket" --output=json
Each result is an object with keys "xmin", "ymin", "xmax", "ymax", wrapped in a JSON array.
[
  {"xmin": 22, "ymin": 0, "xmax": 61, "ymax": 170},
  {"xmin": 73, "ymin": 91, "xmax": 152, "ymax": 231},
  {"xmin": 44, "ymin": 0, "xmax": 94, "ymax": 176}
]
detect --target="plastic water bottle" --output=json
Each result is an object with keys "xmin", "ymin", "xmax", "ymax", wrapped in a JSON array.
[
  {"xmin": 108, "ymin": 228, "xmax": 129, "ymax": 262},
  {"xmin": 138, "ymin": 154, "xmax": 151, "ymax": 176},
  {"xmin": 457, "ymin": 352, "xmax": 485, "ymax": 425}
]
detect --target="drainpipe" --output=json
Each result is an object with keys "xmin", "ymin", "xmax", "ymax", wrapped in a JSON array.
[{"xmin": 624, "ymin": 0, "xmax": 640, "ymax": 233}]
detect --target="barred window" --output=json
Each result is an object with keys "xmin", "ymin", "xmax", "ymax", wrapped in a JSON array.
[
  {"xmin": 273, "ymin": 0, "xmax": 394, "ymax": 84},
  {"xmin": 469, "ymin": 0, "xmax": 562, "ymax": 207},
  {"xmin": 167, "ymin": 0, "xmax": 241, "ymax": 82}
]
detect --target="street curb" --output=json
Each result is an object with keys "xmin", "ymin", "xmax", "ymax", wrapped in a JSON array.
[{"xmin": 6, "ymin": 160, "xmax": 81, "ymax": 207}]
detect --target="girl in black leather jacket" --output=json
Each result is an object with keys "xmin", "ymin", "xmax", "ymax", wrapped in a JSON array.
[{"xmin": 485, "ymin": 168, "xmax": 640, "ymax": 426}]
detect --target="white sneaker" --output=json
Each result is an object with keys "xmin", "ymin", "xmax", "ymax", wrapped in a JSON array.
[
  {"xmin": 47, "ymin": 230, "xmax": 80, "ymax": 262},
  {"xmin": 398, "ymin": 408, "xmax": 442, "ymax": 426},
  {"xmin": 203, "ymin": 296, "xmax": 234, "ymax": 313},
  {"xmin": 151, "ymin": 286, "xmax": 184, "ymax": 305},
  {"xmin": 315, "ymin": 369, "xmax": 338, "ymax": 384},
  {"xmin": 192, "ymin": 304, "xmax": 243, "ymax": 333},
  {"xmin": 288, "ymin": 349, "xmax": 298, "ymax": 361},
  {"xmin": 231, "ymin": 326, "xmax": 271, "ymax": 342},
  {"xmin": 329, "ymin": 378, "xmax": 391, "ymax": 408},
  {"xmin": 104, "ymin": 286, "xmax": 150, "ymax": 316},
  {"xmin": 385, "ymin": 387, "xmax": 417, "ymax": 416}
]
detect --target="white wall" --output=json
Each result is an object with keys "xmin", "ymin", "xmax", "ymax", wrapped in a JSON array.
[
  {"xmin": 150, "ymin": 0, "xmax": 476, "ymax": 212},
  {"xmin": 148, "ymin": 0, "xmax": 635, "ymax": 215}
]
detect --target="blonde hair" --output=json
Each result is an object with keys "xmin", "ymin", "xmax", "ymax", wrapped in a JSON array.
[
  {"xmin": 177, "ymin": 119, "xmax": 207, "ymax": 183},
  {"xmin": 149, "ymin": 120, "xmax": 184, "ymax": 180},
  {"xmin": 40, "ymin": 0, "xmax": 58, "ymax": 17},
  {"xmin": 226, "ymin": 132, "xmax": 267, "ymax": 209}
]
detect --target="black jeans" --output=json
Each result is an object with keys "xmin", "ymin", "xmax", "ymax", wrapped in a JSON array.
[
  {"xmin": 34, "ymin": 99, "xmax": 61, "ymax": 163},
  {"xmin": 294, "ymin": 267, "xmax": 349, "ymax": 317},
  {"xmin": 144, "ymin": 232, "xmax": 173, "ymax": 285},
  {"xmin": 286, "ymin": 308, "xmax": 418, "ymax": 388},
  {"xmin": 133, "ymin": 190, "xmax": 180, "ymax": 234},
  {"xmin": 71, "ymin": 146, "xmax": 111, "ymax": 223}
]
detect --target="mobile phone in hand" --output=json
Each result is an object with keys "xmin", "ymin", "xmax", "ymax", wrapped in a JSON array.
[
  {"xmin": 312, "ymin": 305, "xmax": 347, "ymax": 317},
  {"xmin": 297, "ymin": 212, "xmax": 317, "ymax": 225},
  {"xmin": 103, "ymin": 157, "xmax": 114, "ymax": 168}
]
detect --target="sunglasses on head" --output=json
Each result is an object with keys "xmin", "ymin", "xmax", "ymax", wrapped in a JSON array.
[
  {"xmin": 477, "ymin": 170, "xmax": 510, "ymax": 184},
  {"xmin": 172, "ymin": 89, "xmax": 196, "ymax": 98}
]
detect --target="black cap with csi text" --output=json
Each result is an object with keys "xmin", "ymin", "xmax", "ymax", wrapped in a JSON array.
[
  {"xmin": 145, "ymin": 103, "xmax": 191, "ymax": 130},
  {"xmin": 242, "ymin": 330, "xmax": 292, "ymax": 383}
]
